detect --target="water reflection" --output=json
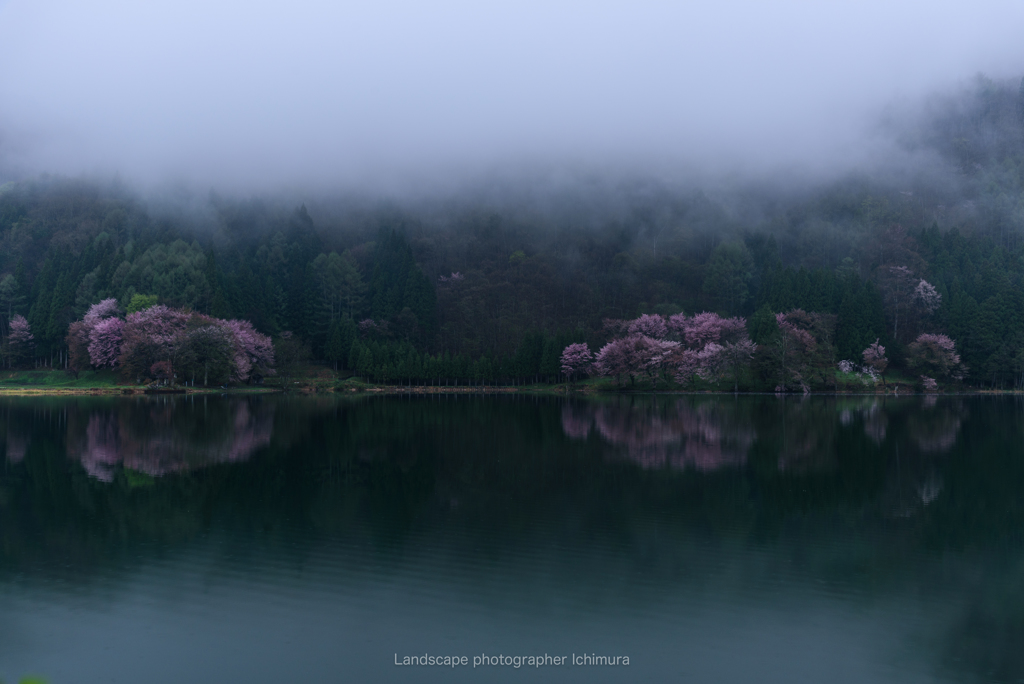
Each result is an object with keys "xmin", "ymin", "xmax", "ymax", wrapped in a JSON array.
[
  {"xmin": 5, "ymin": 431, "xmax": 28, "ymax": 464},
  {"xmin": 1, "ymin": 397, "xmax": 276, "ymax": 480},
  {"xmin": 563, "ymin": 400, "xmax": 753, "ymax": 471},
  {"xmin": 562, "ymin": 396, "xmax": 968, "ymax": 476},
  {"xmin": 0, "ymin": 394, "xmax": 1020, "ymax": 684},
  {"xmin": 66, "ymin": 399, "xmax": 274, "ymax": 481}
]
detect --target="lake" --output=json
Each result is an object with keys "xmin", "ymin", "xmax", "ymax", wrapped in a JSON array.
[{"xmin": 0, "ymin": 393, "xmax": 1021, "ymax": 683}]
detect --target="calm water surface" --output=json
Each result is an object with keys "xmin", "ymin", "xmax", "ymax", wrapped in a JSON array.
[{"xmin": 0, "ymin": 394, "xmax": 1022, "ymax": 683}]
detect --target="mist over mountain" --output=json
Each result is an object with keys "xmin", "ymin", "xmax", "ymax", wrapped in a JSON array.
[
  {"xmin": 3, "ymin": 1, "xmax": 1024, "ymax": 389},
  {"xmin": 3, "ymin": 0, "xmax": 1024, "ymax": 191}
]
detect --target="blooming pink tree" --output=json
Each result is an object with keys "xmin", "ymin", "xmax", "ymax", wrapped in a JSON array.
[
  {"xmin": 5, "ymin": 314, "xmax": 34, "ymax": 366},
  {"xmin": 627, "ymin": 314, "xmax": 668, "ymax": 339},
  {"xmin": 672, "ymin": 348, "xmax": 702, "ymax": 386},
  {"xmin": 639, "ymin": 337, "xmax": 681, "ymax": 388},
  {"xmin": 222, "ymin": 319, "xmax": 275, "ymax": 382},
  {"xmin": 862, "ymin": 339, "xmax": 888, "ymax": 384},
  {"xmin": 914, "ymin": 280, "xmax": 941, "ymax": 315},
  {"xmin": 83, "ymin": 298, "xmax": 120, "ymax": 326},
  {"xmin": 119, "ymin": 305, "xmax": 189, "ymax": 381},
  {"xmin": 602, "ymin": 318, "xmax": 630, "ymax": 336},
  {"xmin": 907, "ymin": 333, "xmax": 963, "ymax": 380},
  {"xmin": 595, "ymin": 337, "xmax": 633, "ymax": 385},
  {"xmin": 680, "ymin": 312, "xmax": 747, "ymax": 348},
  {"xmin": 88, "ymin": 316, "xmax": 125, "ymax": 367},
  {"xmin": 696, "ymin": 342, "xmax": 726, "ymax": 382},
  {"xmin": 67, "ymin": 299, "xmax": 122, "ymax": 374},
  {"xmin": 560, "ymin": 343, "xmax": 594, "ymax": 384}
]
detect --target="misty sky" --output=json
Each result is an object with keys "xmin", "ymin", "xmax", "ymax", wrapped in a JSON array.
[{"xmin": 1, "ymin": 0, "xmax": 1023, "ymax": 192}]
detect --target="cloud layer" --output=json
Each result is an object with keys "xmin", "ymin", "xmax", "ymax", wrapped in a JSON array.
[{"xmin": 2, "ymin": 0, "xmax": 1023, "ymax": 191}]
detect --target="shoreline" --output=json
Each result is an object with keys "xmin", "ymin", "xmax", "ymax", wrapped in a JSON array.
[{"xmin": 0, "ymin": 383, "xmax": 1011, "ymax": 397}]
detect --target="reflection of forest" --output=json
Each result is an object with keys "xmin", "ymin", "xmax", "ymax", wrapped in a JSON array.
[
  {"xmin": 65, "ymin": 399, "xmax": 275, "ymax": 481},
  {"xmin": 0, "ymin": 395, "xmax": 1018, "ymax": 683}
]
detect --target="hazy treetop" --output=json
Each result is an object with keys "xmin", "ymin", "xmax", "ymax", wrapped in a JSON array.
[{"xmin": 2, "ymin": 0, "xmax": 1024, "ymax": 194}]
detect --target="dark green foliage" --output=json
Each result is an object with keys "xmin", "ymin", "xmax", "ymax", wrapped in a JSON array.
[
  {"xmin": 326, "ymin": 317, "xmax": 356, "ymax": 370},
  {"xmin": 7, "ymin": 75, "xmax": 1024, "ymax": 383},
  {"xmin": 747, "ymin": 305, "xmax": 779, "ymax": 345},
  {"xmin": 369, "ymin": 229, "xmax": 437, "ymax": 345},
  {"xmin": 173, "ymin": 323, "xmax": 234, "ymax": 386}
]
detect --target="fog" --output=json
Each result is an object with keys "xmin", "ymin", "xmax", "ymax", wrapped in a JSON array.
[{"xmin": 1, "ymin": 0, "xmax": 1024, "ymax": 194}]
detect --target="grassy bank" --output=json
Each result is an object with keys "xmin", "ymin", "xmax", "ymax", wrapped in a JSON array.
[{"xmin": 0, "ymin": 366, "xmax": 964, "ymax": 396}]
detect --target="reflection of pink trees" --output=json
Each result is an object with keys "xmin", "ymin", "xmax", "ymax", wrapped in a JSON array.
[
  {"xmin": 5, "ymin": 431, "xmax": 28, "ymax": 463},
  {"xmin": 908, "ymin": 401, "xmax": 965, "ymax": 454},
  {"xmin": 70, "ymin": 401, "xmax": 275, "ymax": 481},
  {"xmin": 560, "ymin": 404, "xmax": 594, "ymax": 439},
  {"xmin": 862, "ymin": 403, "xmax": 888, "ymax": 444},
  {"xmin": 562, "ymin": 400, "xmax": 754, "ymax": 472}
]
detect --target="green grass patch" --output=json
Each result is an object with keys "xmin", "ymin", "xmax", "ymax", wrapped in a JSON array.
[{"xmin": 0, "ymin": 369, "xmax": 123, "ymax": 388}]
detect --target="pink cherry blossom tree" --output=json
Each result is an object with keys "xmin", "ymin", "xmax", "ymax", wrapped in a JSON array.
[
  {"xmin": 222, "ymin": 319, "xmax": 275, "ymax": 382},
  {"xmin": 641, "ymin": 337, "xmax": 681, "ymax": 388},
  {"xmin": 88, "ymin": 316, "xmax": 125, "ymax": 367},
  {"xmin": 119, "ymin": 305, "xmax": 190, "ymax": 381},
  {"xmin": 672, "ymin": 348, "xmax": 702, "ymax": 386},
  {"xmin": 560, "ymin": 343, "xmax": 594, "ymax": 384},
  {"xmin": 861, "ymin": 338, "xmax": 888, "ymax": 385},
  {"xmin": 602, "ymin": 318, "xmax": 630, "ymax": 336},
  {"xmin": 627, "ymin": 314, "xmax": 668, "ymax": 339},
  {"xmin": 595, "ymin": 337, "xmax": 633, "ymax": 385},
  {"xmin": 696, "ymin": 342, "xmax": 726, "ymax": 382},
  {"xmin": 681, "ymin": 312, "xmax": 747, "ymax": 348},
  {"xmin": 67, "ymin": 299, "xmax": 122, "ymax": 374},
  {"xmin": 610, "ymin": 334, "xmax": 679, "ymax": 388},
  {"xmin": 914, "ymin": 280, "xmax": 941, "ymax": 315},
  {"xmin": 5, "ymin": 314, "xmax": 34, "ymax": 366},
  {"xmin": 907, "ymin": 333, "xmax": 964, "ymax": 380},
  {"xmin": 83, "ymin": 298, "xmax": 120, "ymax": 326}
]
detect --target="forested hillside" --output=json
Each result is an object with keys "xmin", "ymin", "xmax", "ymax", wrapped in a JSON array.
[{"xmin": 3, "ymin": 75, "xmax": 1024, "ymax": 388}]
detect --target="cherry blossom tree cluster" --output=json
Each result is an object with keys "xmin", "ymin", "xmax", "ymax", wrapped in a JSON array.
[
  {"xmin": 66, "ymin": 301, "xmax": 274, "ymax": 385},
  {"xmin": 592, "ymin": 312, "xmax": 755, "ymax": 389}
]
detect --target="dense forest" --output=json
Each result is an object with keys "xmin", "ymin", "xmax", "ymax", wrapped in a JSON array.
[{"xmin": 3, "ymin": 75, "xmax": 1024, "ymax": 388}]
